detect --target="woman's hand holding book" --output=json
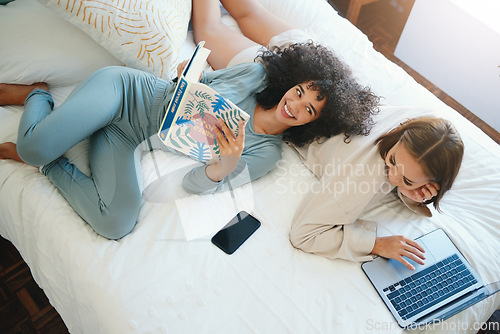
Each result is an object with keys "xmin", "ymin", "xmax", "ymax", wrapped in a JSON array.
[{"xmin": 205, "ymin": 119, "xmax": 245, "ymax": 182}]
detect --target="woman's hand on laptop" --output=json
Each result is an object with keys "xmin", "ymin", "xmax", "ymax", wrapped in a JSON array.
[{"xmin": 371, "ymin": 236, "xmax": 426, "ymax": 270}]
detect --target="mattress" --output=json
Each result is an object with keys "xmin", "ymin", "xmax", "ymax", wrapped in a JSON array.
[{"xmin": 0, "ymin": 0, "xmax": 499, "ymax": 333}]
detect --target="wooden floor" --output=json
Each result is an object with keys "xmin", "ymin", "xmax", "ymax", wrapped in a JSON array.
[
  {"xmin": 0, "ymin": 237, "xmax": 68, "ymax": 333},
  {"xmin": 0, "ymin": 1, "xmax": 499, "ymax": 333},
  {"xmin": 330, "ymin": 0, "xmax": 500, "ymax": 144}
]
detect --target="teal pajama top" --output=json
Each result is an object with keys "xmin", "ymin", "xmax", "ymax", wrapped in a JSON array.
[{"xmin": 17, "ymin": 63, "xmax": 282, "ymax": 239}]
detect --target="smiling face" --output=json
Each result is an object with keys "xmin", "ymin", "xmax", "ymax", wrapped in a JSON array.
[
  {"xmin": 385, "ymin": 141, "xmax": 430, "ymax": 191},
  {"xmin": 275, "ymin": 81, "xmax": 325, "ymax": 126}
]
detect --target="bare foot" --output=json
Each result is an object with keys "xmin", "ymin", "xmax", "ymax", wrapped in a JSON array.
[
  {"xmin": 0, "ymin": 82, "xmax": 48, "ymax": 106},
  {"xmin": 0, "ymin": 142, "xmax": 25, "ymax": 163}
]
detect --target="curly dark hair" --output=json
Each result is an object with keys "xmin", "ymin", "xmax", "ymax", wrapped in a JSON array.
[{"xmin": 255, "ymin": 41, "xmax": 379, "ymax": 146}]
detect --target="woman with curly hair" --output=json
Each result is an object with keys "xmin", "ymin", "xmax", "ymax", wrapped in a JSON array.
[
  {"xmin": 256, "ymin": 42, "xmax": 377, "ymax": 146},
  {"xmin": 193, "ymin": 0, "xmax": 379, "ymax": 146},
  {"xmin": 0, "ymin": 0, "xmax": 377, "ymax": 239}
]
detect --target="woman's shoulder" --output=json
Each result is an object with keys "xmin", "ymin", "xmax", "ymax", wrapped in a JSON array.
[
  {"xmin": 244, "ymin": 131, "xmax": 283, "ymax": 157},
  {"xmin": 206, "ymin": 62, "xmax": 266, "ymax": 86},
  {"xmin": 231, "ymin": 61, "xmax": 264, "ymax": 71},
  {"xmin": 226, "ymin": 62, "xmax": 265, "ymax": 77}
]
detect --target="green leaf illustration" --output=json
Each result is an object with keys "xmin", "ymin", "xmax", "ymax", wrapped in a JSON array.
[
  {"xmin": 195, "ymin": 91, "xmax": 212, "ymax": 100},
  {"xmin": 184, "ymin": 100, "xmax": 195, "ymax": 115},
  {"xmin": 170, "ymin": 138, "xmax": 181, "ymax": 149},
  {"xmin": 187, "ymin": 136, "xmax": 197, "ymax": 144},
  {"xmin": 178, "ymin": 133, "xmax": 189, "ymax": 147}
]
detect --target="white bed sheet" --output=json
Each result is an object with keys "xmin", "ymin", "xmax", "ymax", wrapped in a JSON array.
[{"xmin": 1, "ymin": 0, "xmax": 499, "ymax": 333}]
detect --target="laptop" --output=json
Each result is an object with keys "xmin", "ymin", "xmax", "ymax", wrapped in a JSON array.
[{"xmin": 362, "ymin": 228, "xmax": 493, "ymax": 328}]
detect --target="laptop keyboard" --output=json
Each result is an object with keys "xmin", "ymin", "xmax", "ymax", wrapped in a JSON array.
[{"xmin": 383, "ymin": 254, "xmax": 478, "ymax": 321}]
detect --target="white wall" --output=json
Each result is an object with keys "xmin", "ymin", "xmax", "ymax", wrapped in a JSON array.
[{"xmin": 395, "ymin": 0, "xmax": 500, "ymax": 131}]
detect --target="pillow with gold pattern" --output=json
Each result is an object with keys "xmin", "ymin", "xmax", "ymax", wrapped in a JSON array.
[{"xmin": 37, "ymin": 0, "xmax": 191, "ymax": 80}]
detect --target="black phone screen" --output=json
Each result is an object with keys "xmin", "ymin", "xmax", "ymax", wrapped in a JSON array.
[{"xmin": 211, "ymin": 211, "xmax": 261, "ymax": 254}]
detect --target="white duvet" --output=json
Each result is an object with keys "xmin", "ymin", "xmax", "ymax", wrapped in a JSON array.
[{"xmin": 0, "ymin": 0, "xmax": 499, "ymax": 333}]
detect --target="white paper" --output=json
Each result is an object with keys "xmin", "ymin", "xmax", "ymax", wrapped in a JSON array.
[{"xmin": 175, "ymin": 183, "xmax": 255, "ymax": 241}]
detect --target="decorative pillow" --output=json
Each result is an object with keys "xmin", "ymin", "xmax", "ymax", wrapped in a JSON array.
[
  {"xmin": 37, "ymin": 0, "xmax": 191, "ymax": 80},
  {"xmin": 0, "ymin": 0, "xmax": 123, "ymax": 86}
]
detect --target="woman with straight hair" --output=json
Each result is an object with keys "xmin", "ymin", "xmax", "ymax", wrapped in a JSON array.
[{"xmin": 290, "ymin": 117, "xmax": 464, "ymax": 270}]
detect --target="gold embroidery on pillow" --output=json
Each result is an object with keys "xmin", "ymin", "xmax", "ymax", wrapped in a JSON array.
[{"xmin": 45, "ymin": 0, "xmax": 190, "ymax": 79}]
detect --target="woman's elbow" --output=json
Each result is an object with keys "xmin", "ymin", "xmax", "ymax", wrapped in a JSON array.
[{"xmin": 289, "ymin": 223, "xmax": 309, "ymax": 251}]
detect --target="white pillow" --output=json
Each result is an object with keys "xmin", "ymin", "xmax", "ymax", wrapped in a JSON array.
[
  {"xmin": 37, "ymin": 0, "xmax": 191, "ymax": 80},
  {"xmin": 294, "ymin": 106, "xmax": 444, "ymax": 179},
  {"xmin": 0, "ymin": 0, "xmax": 123, "ymax": 87}
]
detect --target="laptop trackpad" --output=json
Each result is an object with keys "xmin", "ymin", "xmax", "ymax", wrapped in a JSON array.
[{"xmin": 388, "ymin": 239, "xmax": 437, "ymax": 279}]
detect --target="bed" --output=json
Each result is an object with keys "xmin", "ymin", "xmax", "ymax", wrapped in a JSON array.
[{"xmin": 1, "ymin": 0, "xmax": 499, "ymax": 333}]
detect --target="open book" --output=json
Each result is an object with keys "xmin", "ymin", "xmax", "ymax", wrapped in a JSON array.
[{"xmin": 158, "ymin": 42, "xmax": 250, "ymax": 164}]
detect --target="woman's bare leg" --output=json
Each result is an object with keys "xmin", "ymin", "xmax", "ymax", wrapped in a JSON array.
[
  {"xmin": 0, "ymin": 83, "xmax": 48, "ymax": 106},
  {"xmin": 192, "ymin": 0, "xmax": 259, "ymax": 70},
  {"xmin": 0, "ymin": 142, "xmax": 24, "ymax": 163},
  {"xmin": 220, "ymin": 0, "xmax": 294, "ymax": 46}
]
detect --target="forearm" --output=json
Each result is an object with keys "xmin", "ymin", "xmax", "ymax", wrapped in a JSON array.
[
  {"xmin": 290, "ymin": 190, "xmax": 378, "ymax": 262},
  {"xmin": 182, "ymin": 159, "xmax": 249, "ymax": 194},
  {"xmin": 290, "ymin": 216, "xmax": 377, "ymax": 262},
  {"xmin": 205, "ymin": 159, "xmax": 237, "ymax": 182}
]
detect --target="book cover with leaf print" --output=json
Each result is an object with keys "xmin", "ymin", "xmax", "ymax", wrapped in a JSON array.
[{"xmin": 158, "ymin": 42, "xmax": 250, "ymax": 164}]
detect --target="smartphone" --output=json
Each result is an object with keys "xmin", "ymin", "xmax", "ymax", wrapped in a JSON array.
[{"xmin": 211, "ymin": 211, "xmax": 261, "ymax": 254}]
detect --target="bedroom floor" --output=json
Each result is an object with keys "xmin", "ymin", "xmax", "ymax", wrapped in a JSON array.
[
  {"xmin": 0, "ymin": 237, "xmax": 68, "ymax": 333},
  {"xmin": 0, "ymin": 1, "xmax": 499, "ymax": 333},
  {"xmin": 330, "ymin": 0, "xmax": 500, "ymax": 145}
]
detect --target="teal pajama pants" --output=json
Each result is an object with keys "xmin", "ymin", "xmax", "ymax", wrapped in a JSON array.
[{"xmin": 17, "ymin": 66, "xmax": 173, "ymax": 239}]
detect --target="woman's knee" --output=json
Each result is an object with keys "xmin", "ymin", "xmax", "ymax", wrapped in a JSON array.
[
  {"xmin": 220, "ymin": 0, "xmax": 260, "ymax": 22},
  {"xmin": 94, "ymin": 213, "xmax": 138, "ymax": 240},
  {"xmin": 193, "ymin": 19, "xmax": 223, "ymax": 45},
  {"xmin": 191, "ymin": 0, "xmax": 224, "ymax": 43},
  {"xmin": 16, "ymin": 139, "xmax": 54, "ymax": 166},
  {"xmin": 92, "ymin": 198, "xmax": 141, "ymax": 240}
]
